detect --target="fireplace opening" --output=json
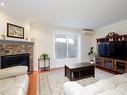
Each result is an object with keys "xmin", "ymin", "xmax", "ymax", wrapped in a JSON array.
[{"xmin": 0, "ymin": 53, "xmax": 30, "ymax": 71}]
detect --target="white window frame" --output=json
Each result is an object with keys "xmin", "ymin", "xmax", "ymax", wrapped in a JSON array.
[{"xmin": 54, "ymin": 32, "xmax": 81, "ymax": 60}]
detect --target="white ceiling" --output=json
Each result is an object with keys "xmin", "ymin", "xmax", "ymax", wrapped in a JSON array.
[{"xmin": 0, "ymin": 0, "xmax": 127, "ymax": 29}]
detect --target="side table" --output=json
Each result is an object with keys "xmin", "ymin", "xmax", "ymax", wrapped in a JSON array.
[{"xmin": 38, "ymin": 58, "xmax": 50, "ymax": 71}]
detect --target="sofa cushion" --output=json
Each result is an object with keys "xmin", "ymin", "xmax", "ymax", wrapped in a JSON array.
[
  {"xmin": 97, "ymin": 89, "xmax": 124, "ymax": 95},
  {"xmin": 116, "ymin": 82, "xmax": 127, "ymax": 95},
  {"xmin": 0, "ymin": 66, "xmax": 28, "ymax": 80},
  {"xmin": 12, "ymin": 74, "xmax": 29, "ymax": 93},
  {"xmin": 0, "ymin": 74, "xmax": 28, "ymax": 94},
  {"xmin": 0, "ymin": 77, "xmax": 15, "ymax": 92},
  {"xmin": 63, "ymin": 82, "xmax": 85, "ymax": 95},
  {"xmin": 2, "ymin": 87, "xmax": 25, "ymax": 95},
  {"xmin": 120, "ymin": 73, "xmax": 127, "ymax": 78},
  {"xmin": 63, "ymin": 73, "xmax": 127, "ymax": 95},
  {"xmin": 106, "ymin": 75, "xmax": 127, "ymax": 87},
  {"xmin": 84, "ymin": 79, "xmax": 114, "ymax": 94}
]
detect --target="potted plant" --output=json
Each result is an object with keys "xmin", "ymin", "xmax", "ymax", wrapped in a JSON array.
[
  {"xmin": 88, "ymin": 47, "xmax": 96, "ymax": 63},
  {"xmin": 40, "ymin": 53, "xmax": 49, "ymax": 59}
]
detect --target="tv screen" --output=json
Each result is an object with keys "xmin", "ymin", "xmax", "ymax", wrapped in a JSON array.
[
  {"xmin": 98, "ymin": 43, "xmax": 107, "ymax": 57},
  {"xmin": 107, "ymin": 42, "xmax": 116, "ymax": 58},
  {"xmin": 98, "ymin": 41, "xmax": 127, "ymax": 59},
  {"xmin": 115, "ymin": 41, "xmax": 127, "ymax": 59}
]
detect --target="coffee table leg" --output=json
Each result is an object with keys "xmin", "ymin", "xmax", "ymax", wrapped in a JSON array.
[
  {"xmin": 70, "ymin": 71, "xmax": 73, "ymax": 81},
  {"xmin": 93, "ymin": 72, "xmax": 95, "ymax": 78},
  {"xmin": 65, "ymin": 66, "xmax": 66, "ymax": 77},
  {"xmin": 93, "ymin": 68, "xmax": 95, "ymax": 78},
  {"xmin": 65, "ymin": 65, "xmax": 74, "ymax": 81}
]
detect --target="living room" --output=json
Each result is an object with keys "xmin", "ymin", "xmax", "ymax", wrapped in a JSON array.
[{"xmin": 0, "ymin": 0, "xmax": 127, "ymax": 95}]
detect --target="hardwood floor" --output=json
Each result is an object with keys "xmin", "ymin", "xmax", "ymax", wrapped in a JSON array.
[
  {"xmin": 28, "ymin": 70, "xmax": 49, "ymax": 95},
  {"xmin": 28, "ymin": 72, "xmax": 38, "ymax": 95}
]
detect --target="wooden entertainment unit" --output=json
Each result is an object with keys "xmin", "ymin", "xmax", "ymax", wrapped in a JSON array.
[
  {"xmin": 96, "ymin": 57, "xmax": 127, "ymax": 73},
  {"xmin": 96, "ymin": 33, "xmax": 127, "ymax": 74}
]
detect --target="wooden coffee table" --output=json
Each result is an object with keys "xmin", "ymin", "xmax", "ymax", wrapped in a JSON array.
[{"xmin": 65, "ymin": 62, "xmax": 95, "ymax": 81}]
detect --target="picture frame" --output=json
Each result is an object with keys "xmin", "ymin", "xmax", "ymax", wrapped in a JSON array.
[{"xmin": 7, "ymin": 23, "xmax": 24, "ymax": 39}]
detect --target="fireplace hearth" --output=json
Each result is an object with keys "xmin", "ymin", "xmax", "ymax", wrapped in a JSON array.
[{"xmin": 0, "ymin": 53, "xmax": 30, "ymax": 71}]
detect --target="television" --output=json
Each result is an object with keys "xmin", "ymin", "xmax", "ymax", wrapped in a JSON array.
[
  {"xmin": 98, "ymin": 41, "xmax": 127, "ymax": 59},
  {"xmin": 115, "ymin": 41, "xmax": 127, "ymax": 59},
  {"xmin": 98, "ymin": 43, "xmax": 107, "ymax": 57},
  {"xmin": 107, "ymin": 42, "xmax": 116, "ymax": 57}
]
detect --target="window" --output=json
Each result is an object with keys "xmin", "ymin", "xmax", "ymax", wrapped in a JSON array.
[
  {"xmin": 55, "ymin": 33, "xmax": 79, "ymax": 59},
  {"xmin": 55, "ymin": 35, "xmax": 67, "ymax": 59}
]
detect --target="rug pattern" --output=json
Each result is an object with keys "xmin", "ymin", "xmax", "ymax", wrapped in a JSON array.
[{"xmin": 38, "ymin": 68, "xmax": 113, "ymax": 95}]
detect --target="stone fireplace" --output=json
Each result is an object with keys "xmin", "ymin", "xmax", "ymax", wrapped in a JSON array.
[{"xmin": 0, "ymin": 39, "xmax": 33, "ymax": 72}]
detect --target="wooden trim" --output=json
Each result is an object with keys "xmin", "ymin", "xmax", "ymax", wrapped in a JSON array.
[
  {"xmin": 96, "ymin": 66, "xmax": 117, "ymax": 75},
  {"xmin": 125, "ymin": 64, "xmax": 127, "ymax": 72},
  {"xmin": 97, "ymin": 34, "xmax": 127, "ymax": 42}
]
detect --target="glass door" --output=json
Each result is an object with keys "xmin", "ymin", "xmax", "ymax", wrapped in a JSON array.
[{"xmin": 55, "ymin": 33, "xmax": 80, "ymax": 66}]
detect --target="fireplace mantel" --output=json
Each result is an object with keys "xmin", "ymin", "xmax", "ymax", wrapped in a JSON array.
[{"xmin": 0, "ymin": 39, "xmax": 34, "ymax": 45}]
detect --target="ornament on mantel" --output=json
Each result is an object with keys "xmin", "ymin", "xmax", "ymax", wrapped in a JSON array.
[
  {"xmin": 1, "ymin": 35, "xmax": 5, "ymax": 39},
  {"xmin": 25, "ymin": 38, "xmax": 28, "ymax": 41},
  {"xmin": 31, "ymin": 38, "xmax": 35, "ymax": 42}
]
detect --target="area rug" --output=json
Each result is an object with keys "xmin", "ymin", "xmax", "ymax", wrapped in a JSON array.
[{"xmin": 39, "ymin": 69, "xmax": 103, "ymax": 95}]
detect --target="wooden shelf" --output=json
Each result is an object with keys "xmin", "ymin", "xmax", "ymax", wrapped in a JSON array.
[
  {"xmin": 96, "ymin": 57, "xmax": 127, "ymax": 74},
  {"xmin": 96, "ymin": 34, "xmax": 127, "ymax": 73},
  {"xmin": 97, "ymin": 34, "xmax": 127, "ymax": 43}
]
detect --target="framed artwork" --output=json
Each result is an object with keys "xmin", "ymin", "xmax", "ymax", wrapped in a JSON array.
[{"xmin": 7, "ymin": 23, "xmax": 24, "ymax": 39}]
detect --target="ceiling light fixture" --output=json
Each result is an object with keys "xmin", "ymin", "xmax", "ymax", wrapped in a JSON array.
[{"xmin": 0, "ymin": 2, "xmax": 5, "ymax": 7}]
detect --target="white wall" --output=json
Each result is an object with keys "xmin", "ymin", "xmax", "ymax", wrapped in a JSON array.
[
  {"xmin": 81, "ymin": 31, "xmax": 95, "ymax": 62},
  {"xmin": 31, "ymin": 24, "xmax": 80, "ymax": 70},
  {"xmin": 31, "ymin": 24, "xmax": 95, "ymax": 71},
  {"xmin": 0, "ymin": 12, "xmax": 31, "ymax": 41},
  {"xmin": 95, "ymin": 20, "xmax": 127, "ymax": 38},
  {"xmin": 0, "ymin": 12, "xmax": 95, "ymax": 71},
  {"xmin": 31, "ymin": 19, "xmax": 127, "ymax": 71},
  {"xmin": 31, "ymin": 24, "xmax": 54, "ymax": 70}
]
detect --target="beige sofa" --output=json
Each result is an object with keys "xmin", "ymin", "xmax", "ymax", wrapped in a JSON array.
[
  {"xmin": 0, "ymin": 66, "xmax": 29, "ymax": 95},
  {"xmin": 64, "ymin": 73, "xmax": 127, "ymax": 95}
]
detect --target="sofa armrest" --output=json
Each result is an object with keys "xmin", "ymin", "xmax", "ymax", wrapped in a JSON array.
[
  {"xmin": 0, "ymin": 66, "xmax": 28, "ymax": 80},
  {"xmin": 63, "ymin": 82, "xmax": 84, "ymax": 95},
  {"xmin": 63, "ymin": 82, "xmax": 94, "ymax": 95}
]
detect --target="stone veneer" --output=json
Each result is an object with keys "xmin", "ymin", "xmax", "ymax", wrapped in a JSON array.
[{"xmin": 0, "ymin": 40, "xmax": 34, "ymax": 72}]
